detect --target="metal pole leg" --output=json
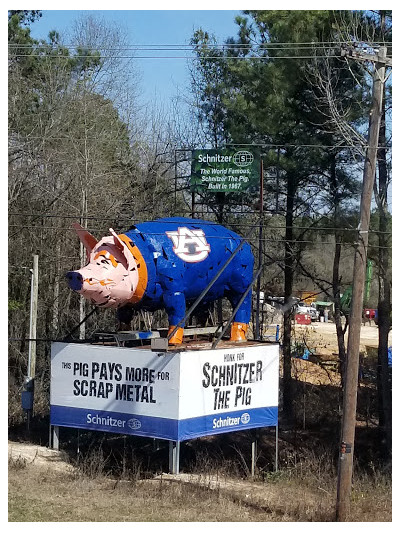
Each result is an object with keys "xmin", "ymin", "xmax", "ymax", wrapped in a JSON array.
[
  {"xmin": 51, "ymin": 425, "xmax": 60, "ymax": 451},
  {"xmin": 251, "ymin": 429, "xmax": 258, "ymax": 478},
  {"xmin": 169, "ymin": 440, "xmax": 180, "ymax": 474}
]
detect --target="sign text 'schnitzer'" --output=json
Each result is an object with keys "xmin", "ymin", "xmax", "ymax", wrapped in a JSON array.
[{"xmin": 202, "ymin": 360, "xmax": 263, "ymax": 411}]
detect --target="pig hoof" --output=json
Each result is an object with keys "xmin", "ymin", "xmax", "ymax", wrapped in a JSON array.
[
  {"xmin": 230, "ymin": 322, "xmax": 248, "ymax": 342},
  {"xmin": 168, "ymin": 326, "xmax": 184, "ymax": 345}
]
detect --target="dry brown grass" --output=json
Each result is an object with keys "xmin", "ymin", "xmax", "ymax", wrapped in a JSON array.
[
  {"xmin": 8, "ymin": 462, "xmax": 278, "ymax": 522},
  {"xmin": 8, "ymin": 450, "xmax": 391, "ymax": 522}
]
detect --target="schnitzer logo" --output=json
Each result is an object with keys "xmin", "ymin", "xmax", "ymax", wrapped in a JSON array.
[
  {"xmin": 241, "ymin": 413, "xmax": 250, "ymax": 424},
  {"xmin": 233, "ymin": 151, "xmax": 254, "ymax": 167},
  {"xmin": 127, "ymin": 418, "xmax": 141, "ymax": 430},
  {"xmin": 212, "ymin": 413, "xmax": 251, "ymax": 429},
  {"xmin": 166, "ymin": 227, "xmax": 211, "ymax": 262}
]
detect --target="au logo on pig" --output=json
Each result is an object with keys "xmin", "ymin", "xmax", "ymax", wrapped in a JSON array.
[{"xmin": 166, "ymin": 226, "xmax": 211, "ymax": 262}]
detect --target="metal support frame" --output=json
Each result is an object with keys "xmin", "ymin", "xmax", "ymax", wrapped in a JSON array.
[
  {"xmin": 169, "ymin": 440, "xmax": 180, "ymax": 474},
  {"xmin": 251, "ymin": 429, "xmax": 258, "ymax": 478},
  {"xmin": 63, "ymin": 307, "xmax": 97, "ymax": 341},
  {"xmin": 250, "ymin": 426, "xmax": 278, "ymax": 478},
  {"xmin": 49, "ymin": 425, "xmax": 60, "ymax": 451},
  {"xmin": 47, "ymin": 422, "xmax": 278, "ymax": 475}
]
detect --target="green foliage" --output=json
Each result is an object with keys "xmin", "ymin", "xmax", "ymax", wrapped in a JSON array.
[
  {"xmin": 190, "ymin": 10, "xmax": 370, "ymax": 230},
  {"xmin": 8, "ymin": 300, "xmax": 24, "ymax": 311},
  {"xmin": 8, "ymin": 13, "xmax": 140, "ymax": 361},
  {"xmin": 8, "ymin": 10, "xmax": 42, "ymax": 25},
  {"xmin": 368, "ymin": 209, "xmax": 392, "ymax": 269}
]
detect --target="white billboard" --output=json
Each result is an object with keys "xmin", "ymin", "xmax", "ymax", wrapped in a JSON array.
[{"xmin": 51, "ymin": 342, "xmax": 279, "ymax": 441}]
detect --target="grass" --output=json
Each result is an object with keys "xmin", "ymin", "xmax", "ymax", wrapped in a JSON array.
[
  {"xmin": 8, "ymin": 463, "xmax": 270, "ymax": 522},
  {"xmin": 8, "ymin": 452, "xmax": 391, "ymax": 522}
]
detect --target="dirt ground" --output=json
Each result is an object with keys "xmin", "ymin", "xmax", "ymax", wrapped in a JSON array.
[
  {"xmin": 289, "ymin": 320, "xmax": 391, "ymax": 363},
  {"xmin": 291, "ymin": 320, "xmax": 388, "ymax": 353},
  {"xmin": 282, "ymin": 320, "xmax": 390, "ymax": 387},
  {"xmin": 8, "ymin": 441, "xmax": 74, "ymax": 473}
]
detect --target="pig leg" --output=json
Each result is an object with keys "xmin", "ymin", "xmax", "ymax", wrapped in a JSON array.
[
  {"xmin": 228, "ymin": 290, "xmax": 252, "ymax": 342},
  {"xmin": 162, "ymin": 291, "xmax": 186, "ymax": 344}
]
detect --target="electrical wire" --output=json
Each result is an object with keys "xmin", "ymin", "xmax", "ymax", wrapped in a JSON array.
[
  {"xmin": 10, "ymin": 53, "xmax": 385, "ymax": 60},
  {"xmin": 7, "ymin": 224, "xmax": 392, "ymax": 249},
  {"xmin": 8, "ymin": 136, "xmax": 392, "ymax": 150},
  {"xmin": 7, "ymin": 212, "xmax": 392, "ymax": 235},
  {"xmin": 8, "ymin": 41, "xmax": 391, "ymax": 51}
]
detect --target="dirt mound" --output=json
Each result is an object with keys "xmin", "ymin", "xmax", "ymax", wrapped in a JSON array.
[
  {"xmin": 8, "ymin": 441, "xmax": 74, "ymax": 472},
  {"xmin": 291, "ymin": 358, "xmax": 341, "ymax": 386}
]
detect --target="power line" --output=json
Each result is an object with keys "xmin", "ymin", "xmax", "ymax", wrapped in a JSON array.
[
  {"xmin": 8, "ymin": 40, "xmax": 391, "ymax": 49},
  {"xmin": 8, "ymin": 136, "xmax": 391, "ymax": 150},
  {"xmin": 7, "ymin": 224, "xmax": 392, "ymax": 249},
  {"xmin": 8, "ymin": 212, "xmax": 393, "ymax": 235},
  {"xmin": 7, "ymin": 39, "xmax": 392, "ymax": 61},
  {"xmin": 10, "ymin": 53, "xmax": 386, "ymax": 61}
]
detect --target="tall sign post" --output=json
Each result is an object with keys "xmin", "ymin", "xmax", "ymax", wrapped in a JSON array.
[{"xmin": 255, "ymin": 159, "xmax": 264, "ymax": 340}]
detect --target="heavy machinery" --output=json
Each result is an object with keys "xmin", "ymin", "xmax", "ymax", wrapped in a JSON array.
[{"xmin": 340, "ymin": 259, "xmax": 373, "ymax": 316}]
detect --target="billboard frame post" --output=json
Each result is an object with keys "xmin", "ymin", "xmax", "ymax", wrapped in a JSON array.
[
  {"xmin": 49, "ymin": 425, "xmax": 60, "ymax": 451},
  {"xmin": 251, "ymin": 429, "xmax": 258, "ymax": 478},
  {"xmin": 169, "ymin": 440, "xmax": 180, "ymax": 474}
]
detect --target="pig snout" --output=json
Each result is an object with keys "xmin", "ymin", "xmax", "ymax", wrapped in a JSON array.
[{"xmin": 66, "ymin": 271, "xmax": 83, "ymax": 291}]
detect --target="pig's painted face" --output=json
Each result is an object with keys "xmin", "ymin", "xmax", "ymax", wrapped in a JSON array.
[{"xmin": 66, "ymin": 227, "xmax": 139, "ymax": 308}]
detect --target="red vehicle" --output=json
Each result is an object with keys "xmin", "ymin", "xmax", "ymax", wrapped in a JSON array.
[{"xmin": 295, "ymin": 313, "xmax": 311, "ymax": 325}]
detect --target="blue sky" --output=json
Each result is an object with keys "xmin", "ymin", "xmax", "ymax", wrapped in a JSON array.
[{"xmin": 28, "ymin": 9, "xmax": 243, "ymax": 105}]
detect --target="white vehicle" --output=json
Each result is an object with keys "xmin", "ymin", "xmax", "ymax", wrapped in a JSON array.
[{"xmin": 296, "ymin": 302, "xmax": 318, "ymax": 321}]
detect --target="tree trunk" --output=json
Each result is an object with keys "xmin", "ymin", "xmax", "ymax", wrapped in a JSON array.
[
  {"xmin": 330, "ymin": 154, "xmax": 347, "ymax": 384},
  {"xmin": 282, "ymin": 172, "xmax": 296, "ymax": 423},
  {"xmin": 332, "ymin": 238, "xmax": 346, "ymax": 383}
]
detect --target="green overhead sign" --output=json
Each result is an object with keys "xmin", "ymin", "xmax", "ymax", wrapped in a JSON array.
[{"xmin": 190, "ymin": 148, "xmax": 260, "ymax": 193}]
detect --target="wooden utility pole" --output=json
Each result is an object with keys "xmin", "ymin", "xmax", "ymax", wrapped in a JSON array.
[
  {"xmin": 336, "ymin": 46, "xmax": 389, "ymax": 521},
  {"xmin": 79, "ymin": 190, "xmax": 88, "ymax": 340},
  {"xmin": 26, "ymin": 254, "xmax": 39, "ymax": 429},
  {"xmin": 28, "ymin": 254, "xmax": 39, "ymax": 380}
]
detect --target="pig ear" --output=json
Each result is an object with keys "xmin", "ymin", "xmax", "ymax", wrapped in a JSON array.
[
  {"xmin": 109, "ymin": 228, "xmax": 125, "ymax": 252},
  {"xmin": 72, "ymin": 223, "xmax": 98, "ymax": 253},
  {"xmin": 109, "ymin": 228, "xmax": 129, "ymax": 269}
]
